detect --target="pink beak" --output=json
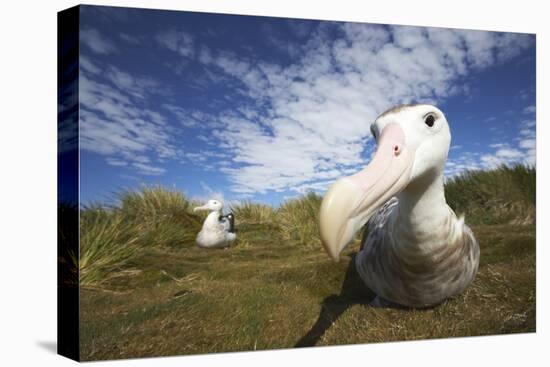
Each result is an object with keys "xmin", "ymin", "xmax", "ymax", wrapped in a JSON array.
[
  {"xmin": 193, "ymin": 204, "xmax": 209, "ymax": 212},
  {"xmin": 319, "ymin": 123, "xmax": 415, "ymax": 261}
]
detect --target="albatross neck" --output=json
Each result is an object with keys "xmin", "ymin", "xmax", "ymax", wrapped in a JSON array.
[
  {"xmin": 396, "ymin": 172, "xmax": 450, "ymax": 234},
  {"xmin": 204, "ymin": 210, "xmax": 222, "ymax": 226}
]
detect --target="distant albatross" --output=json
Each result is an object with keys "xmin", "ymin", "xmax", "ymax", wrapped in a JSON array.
[
  {"xmin": 194, "ymin": 199, "xmax": 236, "ymax": 249},
  {"xmin": 319, "ymin": 104, "xmax": 479, "ymax": 308}
]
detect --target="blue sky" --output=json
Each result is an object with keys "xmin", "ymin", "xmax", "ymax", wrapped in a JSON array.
[{"xmin": 75, "ymin": 5, "xmax": 536, "ymax": 206}]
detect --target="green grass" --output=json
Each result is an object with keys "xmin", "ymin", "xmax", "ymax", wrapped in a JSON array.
[
  {"xmin": 230, "ymin": 201, "xmax": 277, "ymax": 224},
  {"xmin": 446, "ymin": 164, "xmax": 536, "ymax": 225},
  {"xmin": 76, "ymin": 166, "xmax": 536, "ymax": 360},
  {"xmin": 76, "ymin": 188, "xmax": 204, "ymax": 290},
  {"xmin": 276, "ymin": 192, "xmax": 322, "ymax": 248},
  {"xmin": 79, "ymin": 209, "xmax": 141, "ymax": 288}
]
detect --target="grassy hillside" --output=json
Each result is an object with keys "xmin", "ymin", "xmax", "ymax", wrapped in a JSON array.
[{"xmin": 72, "ymin": 165, "xmax": 536, "ymax": 360}]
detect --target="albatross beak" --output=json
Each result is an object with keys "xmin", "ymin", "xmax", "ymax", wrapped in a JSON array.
[
  {"xmin": 319, "ymin": 123, "xmax": 415, "ymax": 261},
  {"xmin": 193, "ymin": 205, "xmax": 209, "ymax": 212}
]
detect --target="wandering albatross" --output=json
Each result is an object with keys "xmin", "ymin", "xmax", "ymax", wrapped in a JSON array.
[
  {"xmin": 319, "ymin": 104, "xmax": 479, "ymax": 308},
  {"xmin": 194, "ymin": 199, "xmax": 236, "ymax": 249}
]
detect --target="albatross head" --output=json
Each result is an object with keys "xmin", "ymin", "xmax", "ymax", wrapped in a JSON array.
[
  {"xmin": 319, "ymin": 104, "xmax": 451, "ymax": 261},
  {"xmin": 194, "ymin": 199, "xmax": 224, "ymax": 213}
]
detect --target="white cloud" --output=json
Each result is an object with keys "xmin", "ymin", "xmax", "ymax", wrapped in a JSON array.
[
  {"xmin": 495, "ymin": 148, "xmax": 523, "ymax": 159},
  {"xmin": 519, "ymin": 138, "xmax": 535, "ymax": 150},
  {"xmin": 156, "ymin": 30, "xmax": 195, "ymax": 58},
  {"xmin": 477, "ymin": 129, "xmax": 535, "ymax": 170},
  {"xmin": 186, "ymin": 152, "xmax": 208, "ymax": 163},
  {"xmin": 106, "ymin": 158, "xmax": 128, "ymax": 167},
  {"xmin": 81, "ymin": 28, "xmax": 116, "ymax": 55},
  {"xmin": 519, "ymin": 90, "xmax": 531, "ymax": 100},
  {"xmin": 197, "ymin": 181, "xmax": 225, "ymax": 204},
  {"xmin": 58, "ymin": 113, "xmax": 78, "ymax": 154},
  {"xmin": 131, "ymin": 162, "xmax": 166, "ymax": 176},
  {"xmin": 523, "ymin": 105, "xmax": 536, "ymax": 114},
  {"xmin": 105, "ymin": 66, "xmax": 166, "ymax": 99},
  {"xmin": 521, "ymin": 119, "xmax": 536, "ymax": 128},
  {"xmin": 79, "ymin": 55, "xmax": 101, "ymax": 75},
  {"xmin": 162, "ymin": 104, "xmax": 197, "ymax": 128},
  {"xmin": 480, "ymin": 145, "xmax": 525, "ymax": 169},
  {"xmin": 445, "ymin": 151, "xmax": 484, "ymax": 178},
  {"xmin": 79, "ymin": 58, "xmax": 181, "ymax": 176},
  {"xmin": 516, "ymin": 118, "xmax": 536, "ymax": 166},
  {"xmin": 119, "ymin": 33, "xmax": 140, "ymax": 45},
  {"xmin": 448, "ymin": 110, "xmax": 536, "ymax": 175},
  {"xmin": 58, "ymin": 73, "xmax": 79, "ymax": 153},
  {"xmin": 494, "ymin": 32, "xmax": 535, "ymax": 62},
  {"xmin": 157, "ymin": 22, "xmax": 535, "ymax": 194}
]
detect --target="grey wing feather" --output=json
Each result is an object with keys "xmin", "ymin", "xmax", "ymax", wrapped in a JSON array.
[
  {"xmin": 368, "ymin": 197, "xmax": 398, "ymax": 232},
  {"xmin": 360, "ymin": 197, "xmax": 398, "ymax": 250}
]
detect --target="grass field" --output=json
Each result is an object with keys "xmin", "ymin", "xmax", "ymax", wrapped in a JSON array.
[{"xmin": 69, "ymin": 165, "xmax": 536, "ymax": 361}]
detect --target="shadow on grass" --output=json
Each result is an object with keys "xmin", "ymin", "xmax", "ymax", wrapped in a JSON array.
[{"xmin": 295, "ymin": 253, "xmax": 376, "ymax": 348}]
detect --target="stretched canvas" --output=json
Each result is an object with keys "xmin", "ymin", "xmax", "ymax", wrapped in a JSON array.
[{"xmin": 58, "ymin": 4, "xmax": 536, "ymax": 362}]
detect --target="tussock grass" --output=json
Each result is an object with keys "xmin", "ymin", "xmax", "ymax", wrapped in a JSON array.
[
  {"xmin": 445, "ymin": 165, "xmax": 536, "ymax": 225},
  {"xmin": 276, "ymin": 192, "xmax": 322, "ymax": 248},
  {"xmin": 58, "ymin": 202, "xmax": 79, "ymax": 286},
  {"xmin": 227, "ymin": 202, "xmax": 277, "ymax": 248},
  {"xmin": 79, "ymin": 210, "xmax": 141, "ymax": 288},
  {"xmin": 77, "ymin": 187, "xmax": 203, "ymax": 289},
  {"xmin": 117, "ymin": 187, "xmax": 203, "ymax": 248},
  {"xmin": 230, "ymin": 201, "xmax": 277, "ymax": 224},
  {"xmin": 118, "ymin": 186, "xmax": 194, "ymax": 223}
]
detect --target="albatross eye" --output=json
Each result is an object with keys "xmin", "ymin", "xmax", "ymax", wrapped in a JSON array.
[{"xmin": 424, "ymin": 114, "xmax": 435, "ymax": 127}]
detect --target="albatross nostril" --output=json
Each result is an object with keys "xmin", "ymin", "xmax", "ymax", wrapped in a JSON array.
[{"xmin": 394, "ymin": 144, "xmax": 401, "ymax": 156}]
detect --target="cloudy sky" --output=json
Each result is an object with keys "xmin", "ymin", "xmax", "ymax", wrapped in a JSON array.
[{"xmin": 74, "ymin": 5, "xmax": 536, "ymax": 205}]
